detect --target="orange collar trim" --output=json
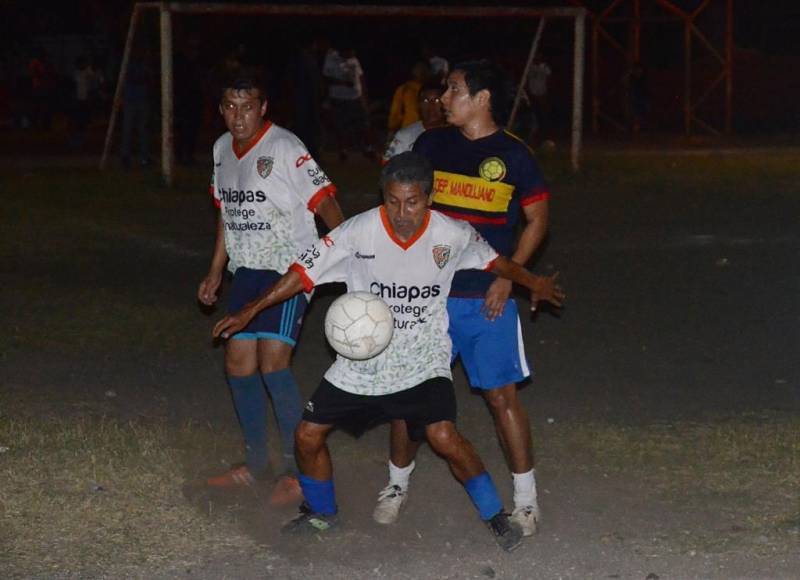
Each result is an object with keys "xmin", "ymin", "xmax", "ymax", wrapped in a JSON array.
[
  {"xmin": 232, "ymin": 121, "xmax": 272, "ymax": 159},
  {"xmin": 380, "ymin": 206, "xmax": 431, "ymax": 250}
]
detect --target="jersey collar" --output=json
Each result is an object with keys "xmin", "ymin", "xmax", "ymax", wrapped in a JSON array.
[
  {"xmin": 380, "ymin": 206, "xmax": 431, "ymax": 250},
  {"xmin": 232, "ymin": 121, "xmax": 272, "ymax": 159}
]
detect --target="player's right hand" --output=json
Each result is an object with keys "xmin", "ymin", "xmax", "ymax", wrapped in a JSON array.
[
  {"xmin": 213, "ymin": 308, "xmax": 254, "ymax": 340},
  {"xmin": 198, "ymin": 272, "xmax": 222, "ymax": 306}
]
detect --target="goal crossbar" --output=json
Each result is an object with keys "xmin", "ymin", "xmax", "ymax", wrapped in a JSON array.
[{"xmin": 101, "ymin": 3, "xmax": 587, "ymax": 185}]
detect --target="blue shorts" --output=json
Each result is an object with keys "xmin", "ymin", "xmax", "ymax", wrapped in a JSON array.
[
  {"xmin": 447, "ymin": 297, "xmax": 531, "ymax": 390},
  {"xmin": 227, "ymin": 267, "xmax": 307, "ymax": 345}
]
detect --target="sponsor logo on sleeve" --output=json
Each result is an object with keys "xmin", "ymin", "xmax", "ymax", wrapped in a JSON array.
[
  {"xmin": 295, "ymin": 153, "xmax": 312, "ymax": 167},
  {"xmin": 257, "ymin": 156, "xmax": 274, "ymax": 178},
  {"xmin": 322, "ymin": 235, "xmax": 335, "ymax": 247},
  {"xmin": 432, "ymin": 245, "xmax": 451, "ymax": 269}
]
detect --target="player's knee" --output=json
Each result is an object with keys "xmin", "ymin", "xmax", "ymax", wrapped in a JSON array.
[
  {"xmin": 224, "ymin": 345, "xmax": 257, "ymax": 376},
  {"xmin": 483, "ymin": 385, "xmax": 518, "ymax": 413},
  {"xmin": 258, "ymin": 360, "xmax": 290, "ymax": 374},
  {"xmin": 295, "ymin": 422, "xmax": 325, "ymax": 455},
  {"xmin": 425, "ymin": 422, "xmax": 460, "ymax": 455}
]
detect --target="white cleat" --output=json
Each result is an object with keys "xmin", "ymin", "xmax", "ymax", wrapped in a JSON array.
[
  {"xmin": 510, "ymin": 504, "xmax": 540, "ymax": 537},
  {"xmin": 372, "ymin": 484, "xmax": 407, "ymax": 525}
]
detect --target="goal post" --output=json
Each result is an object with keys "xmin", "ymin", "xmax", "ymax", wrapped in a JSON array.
[{"xmin": 101, "ymin": 3, "xmax": 587, "ymax": 185}]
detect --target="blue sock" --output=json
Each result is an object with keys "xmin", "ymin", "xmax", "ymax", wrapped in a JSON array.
[
  {"xmin": 262, "ymin": 369, "xmax": 303, "ymax": 475},
  {"xmin": 298, "ymin": 474, "xmax": 337, "ymax": 516},
  {"xmin": 227, "ymin": 374, "xmax": 268, "ymax": 477},
  {"xmin": 464, "ymin": 472, "xmax": 503, "ymax": 521}
]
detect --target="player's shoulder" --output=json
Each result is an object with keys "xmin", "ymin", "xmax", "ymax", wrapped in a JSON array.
[
  {"xmin": 264, "ymin": 123, "xmax": 303, "ymax": 148},
  {"xmin": 341, "ymin": 206, "xmax": 381, "ymax": 231},
  {"xmin": 499, "ymin": 129, "xmax": 538, "ymax": 158},
  {"xmin": 213, "ymin": 132, "xmax": 232, "ymax": 151},
  {"xmin": 429, "ymin": 208, "xmax": 476, "ymax": 239},
  {"xmin": 414, "ymin": 125, "xmax": 456, "ymax": 148}
]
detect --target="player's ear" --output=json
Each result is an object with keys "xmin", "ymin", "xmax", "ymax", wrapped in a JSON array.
[
  {"xmin": 476, "ymin": 89, "xmax": 491, "ymax": 110},
  {"xmin": 260, "ymin": 98, "xmax": 268, "ymax": 117}
]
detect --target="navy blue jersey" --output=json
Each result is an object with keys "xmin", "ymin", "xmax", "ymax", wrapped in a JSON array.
[{"xmin": 413, "ymin": 127, "xmax": 549, "ymax": 296}]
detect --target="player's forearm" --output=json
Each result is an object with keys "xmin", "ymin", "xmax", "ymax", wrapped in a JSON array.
[
  {"xmin": 511, "ymin": 201, "xmax": 549, "ymax": 265},
  {"xmin": 208, "ymin": 215, "xmax": 228, "ymax": 274},
  {"xmin": 490, "ymin": 257, "xmax": 546, "ymax": 294},
  {"xmin": 316, "ymin": 196, "xmax": 345, "ymax": 230},
  {"xmin": 240, "ymin": 271, "xmax": 305, "ymax": 319}
]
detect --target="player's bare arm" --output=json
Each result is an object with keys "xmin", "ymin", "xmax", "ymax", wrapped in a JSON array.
[
  {"xmin": 489, "ymin": 256, "xmax": 564, "ymax": 309},
  {"xmin": 198, "ymin": 216, "xmax": 228, "ymax": 306},
  {"xmin": 212, "ymin": 270, "xmax": 305, "ymax": 339},
  {"xmin": 483, "ymin": 199, "xmax": 549, "ymax": 320},
  {"xmin": 315, "ymin": 194, "xmax": 345, "ymax": 230}
]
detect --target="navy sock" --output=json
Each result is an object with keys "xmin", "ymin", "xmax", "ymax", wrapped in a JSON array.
[
  {"xmin": 262, "ymin": 369, "xmax": 303, "ymax": 475},
  {"xmin": 298, "ymin": 474, "xmax": 337, "ymax": 516},
  {"xmin": 464, "ymin": 472, "xmax": 503, "ymax": 521},
  {"xmin": 228, "ymin": 374, "xmax": 268, "ymax": 477}
]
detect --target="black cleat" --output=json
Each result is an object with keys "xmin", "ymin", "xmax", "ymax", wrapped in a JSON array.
[
  {"xmin": 281, "ymin": 502, "xmax": 338, "ymax": 535},
  {"xmin": 487, "ymin": 512, "xmax": 523, "ymax": 552}
]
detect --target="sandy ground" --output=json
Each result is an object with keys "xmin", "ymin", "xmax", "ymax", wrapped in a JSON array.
[{"xmin": 3, "ymin": 149, "xmax": 799, "ymax": 579}]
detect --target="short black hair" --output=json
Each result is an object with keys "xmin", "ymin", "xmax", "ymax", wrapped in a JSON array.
[
  {"xmin": 220, "ymin": 70, "xmax": 267, "ymax": 103},
  {"xmin": 380, "ymin": 152, "xmax": 433, "ymax": 196},
  {"xmin": 418, "ymin": 78, "xmax": 444, "ymax": 97},
  {"xmin": 452, "ymin": 59, "xmax": 511, "ymax": 125}
]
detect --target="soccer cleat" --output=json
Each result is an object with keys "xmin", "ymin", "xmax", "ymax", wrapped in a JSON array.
[
  {"xmin": 281, "ymin": 503, "xmax": 338, "ymax": 535},
  {"xmin": 269, "ymin": 474, "xmax": 303, "ymax": 506},
  {"xmin": 206, "ymin": 465, "xmax": 257, "ymax": 489},
  {"xmin": 372, "ymin": 484, "xmax": 407, "ymax": 525},
  {"xmin": 510, "ymin": 504, "xmax": 540, "ymax": 537},
  {"xmin": 487, "ymin": 512, "xmax": 523, "ymax": 552}
]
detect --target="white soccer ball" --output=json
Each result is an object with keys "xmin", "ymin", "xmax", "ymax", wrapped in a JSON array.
[{"xmin": 324, "ymin": 292, "xmax": 394, "ymax": 360}]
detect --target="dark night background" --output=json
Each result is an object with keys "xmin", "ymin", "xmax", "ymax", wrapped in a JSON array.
[{"xmin": 1, "ymin": 0, "xmax": 799, "ymax": 137}]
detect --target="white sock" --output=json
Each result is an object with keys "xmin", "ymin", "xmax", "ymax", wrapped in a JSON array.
[
  {"xmin": 388, "ymin": 460, "xmax": 415, "ymax": 491},
  {"xmin": 512, "ymin": 468, "xmax": 538, "ymax": 509}
]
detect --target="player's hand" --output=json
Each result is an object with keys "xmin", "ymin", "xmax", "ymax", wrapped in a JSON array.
[
  {"xmin": 212, "ymin": 307, "xmax": 255, "ymax": 340},
  {"xmin": 531, "ymin": 272, "xmax": 565, "ymax": 311},
  {"xmin": 481, "ymin": 278, "xmax": 513, "ymax": 321},
  {"xmin": 198, "ymin": 272, "xmax": 222, "ymax": 306}
]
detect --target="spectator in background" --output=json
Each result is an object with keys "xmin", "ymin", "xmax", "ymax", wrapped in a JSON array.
[
  {"xmin": 387, "ymin": 61, "xmax": 430, "ymax": 134},
  {"xmin": 322, "ymin": 42, "xmax": 371, "ymax": 161},
  {"xmin": 289, "ymin": 35, "xmax": 324, "ymax": 159},
  {"xmin": 71, "ymin": 55, "xmax": 103, "ymax": 148},
  {"xmin": 175, "ymin": 46, "xmax": 203, "ymax": 165},
  {"xmin": 623, "ymin": 61, "xmax": 648, "ymax": 134},
  {"xmin": 526, "ymin": 54, "xmax": 552, "ymax": 145},
  {"xmin": 28, "ymin": 47, "xmax": 56, "ymax": 130},
  {"xmin": 422, "ymin": 44, "xmax": 449, "ymax": 85},
  {"xmin": 120, "ymin": 47, "xmax": 153, "ymax": 168},
  {"xmin": 382, "ymin": 79, "xmax": 445, "ymax": 164}
]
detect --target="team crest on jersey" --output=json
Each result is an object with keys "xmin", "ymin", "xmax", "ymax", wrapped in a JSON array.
[
  {"xmin": 256, "ymin": 156, "xmax": 274, "ymax": 179},
  {"xmin": 432, "ymin": 245, "xmax": 451, "ymax": 269},
  {"xmin": 478, "ymin": 156, "xmax": 507, "ymax": 182}
]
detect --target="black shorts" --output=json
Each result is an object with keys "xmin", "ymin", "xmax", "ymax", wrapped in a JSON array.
[{"xmin": 303, "ymin": 377, "xmax": 457, "ymax": 441}]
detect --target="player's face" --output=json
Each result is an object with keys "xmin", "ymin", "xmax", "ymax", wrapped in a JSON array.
[
  {"xmin": 418, "ymin": 89, "xmax": 444, "ymax": 128},
  {"xmin": 219, "ymin": 89, "xmax": 268, "ymax": 144},
  {"xmin": 441, "ymin": 70, "xmax": 482, "ymax": 127},
  {"xmin": 383, "ymin": 180, "xmax": 431, "ymax": 242}
]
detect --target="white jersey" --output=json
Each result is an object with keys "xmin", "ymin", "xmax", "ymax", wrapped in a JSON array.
[
  {"xmin": 289, "ymin": 207, "xmax": 498, "ymax": 396},
  {"xmin": 382, "ymin": 121, "xmax": 425, "ymax": 163},
  {"xmin": 211, "ymin": 122, "xmax": 336, "ymax": 274}
]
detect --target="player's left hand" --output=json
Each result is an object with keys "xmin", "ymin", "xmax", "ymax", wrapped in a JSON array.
[
  {"xmin": 481, "ymin": 278, "xmax": 513, "ymax": 321},
  {"xmin": 531, "ymin": 272, "xmax": 565, "ymax": 311},
  {"xmin": 212, "ymin": 308, "xmax": 255, "ymax": 340}
]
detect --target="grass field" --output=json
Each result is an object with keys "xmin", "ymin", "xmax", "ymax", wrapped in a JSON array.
[{"xmin": 1, "ymin": 150, "xmax": 799, "ymax": 578}]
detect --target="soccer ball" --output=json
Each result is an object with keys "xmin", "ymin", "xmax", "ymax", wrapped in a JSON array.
[{"xmin": 324, "ymin": 292, "xmax": 394, "ymax": 360}]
